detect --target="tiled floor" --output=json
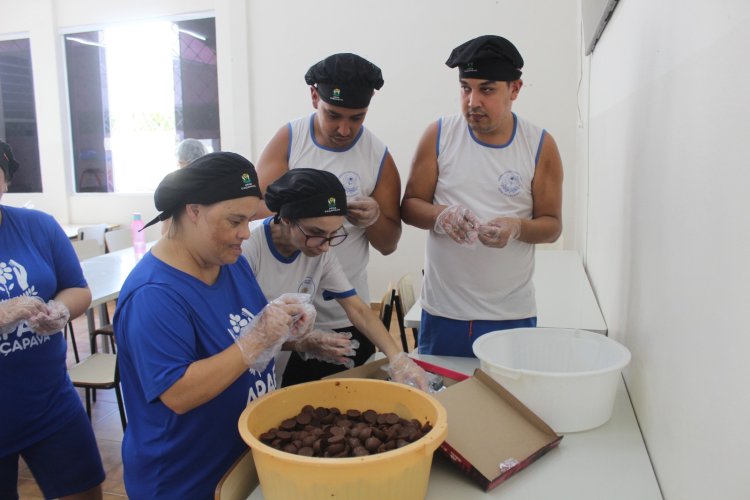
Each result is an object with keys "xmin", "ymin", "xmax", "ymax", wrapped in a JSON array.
[{"xmin": 15, "ymin": 302, "xmax": 413, "ymax": 498}]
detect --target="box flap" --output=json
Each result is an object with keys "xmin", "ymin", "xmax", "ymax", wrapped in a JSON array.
[
  {"xmin": 434, "ymin": 369, "xmax": 561, "ymax": 487},
  {"xmin": 325, "ymin": 358, "xmax": 561, "ymax": 491}
]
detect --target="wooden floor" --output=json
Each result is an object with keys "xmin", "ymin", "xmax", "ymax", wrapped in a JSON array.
[{"xmin": 16, "ymin": 302, "xmax": 413, "ymax": 499}]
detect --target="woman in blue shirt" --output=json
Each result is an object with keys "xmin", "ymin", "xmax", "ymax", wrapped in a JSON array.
[
  {"xmin": 0, "ymin": 140, "xmax": 104, "ymax": 500},
  {"xmin": 113, "ymin": 152, "xmax": 311, "ymax": 499}
]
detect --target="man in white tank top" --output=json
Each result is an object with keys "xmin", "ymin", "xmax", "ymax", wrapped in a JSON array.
[
  {"xmin": 402, "ymin": 35, "xmax": 564, "ymax": 356},
  {"xmin": 253, "ymin": 53, "xmax": 403, "ymax": 378}
]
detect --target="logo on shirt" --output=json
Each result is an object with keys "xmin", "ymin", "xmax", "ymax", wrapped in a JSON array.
[
  {"xmin": 0, "ymin": 258, "xmax": 49, "ymax": 356},
  {"xmin": 498, "ymin": 170, "xmax": 522, "ymax": 197},
  {"xmin": 338, "ymin": 171, "xmax": 360, "ymax": 197},
  {"xmin": 298, "ymin": 276, "xmax": 316, "ymax": 296},
  {"xmin": 227, "ymin": 307, "xmax": 277, "ymax": 401}
]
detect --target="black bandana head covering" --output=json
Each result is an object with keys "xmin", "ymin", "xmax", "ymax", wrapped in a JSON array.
[
  {"xmin": 143, "ymin": 152, "xmax": 261, "ymax": 229},
  {"xmin": 0, "ymin": 140, "xmax": 20, "ymax": 181},
  {"xmin": 305, "ymin": 53, "xmax": 384, "ymax": 109},
  {"xmin": 265, "ymin": 168, "xmax": 347, "ymax": 222},
  {"xmin": 445, "ymin": 35, "xmax": 524, "ymax": 81}
]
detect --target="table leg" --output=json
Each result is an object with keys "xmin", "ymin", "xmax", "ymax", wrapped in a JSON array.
[{"xmin": 86, "ymin": 310, "xmax": 96, "ymax": 353}]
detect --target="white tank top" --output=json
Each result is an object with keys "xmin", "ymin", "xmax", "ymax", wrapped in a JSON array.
[
  {"xmin": 422, "ymin": 113, "xmax": 545, "ymax": 321},
  {"xmin": 287, "ymin": 114, "xmax": 388, "ymax": 328}
]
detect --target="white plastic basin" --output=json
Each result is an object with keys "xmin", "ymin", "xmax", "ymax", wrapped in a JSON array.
[{"xmin": 472, "ymin": 328, "xmax": 631, "ymax": 433}]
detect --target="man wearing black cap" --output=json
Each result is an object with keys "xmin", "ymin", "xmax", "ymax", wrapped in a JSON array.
[
  {"xmin": 401, "ymin": 35, "xmax": 564, "ymax": 357},
  {"xmin": 254, "ymin": 53, "xmax": 402, "ymax": 366}
]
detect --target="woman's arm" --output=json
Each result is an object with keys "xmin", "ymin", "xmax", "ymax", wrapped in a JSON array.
[
  {"xmin": 159, "ymin": 344, "xmax": 249, "ymax": 414},
  {"xmin": 53, "ymin": 286, "xmax": 91, "ymax": 320},
  {"xmin": 337, "ymin": 295, "xmax": 401, "ymax": 358}
]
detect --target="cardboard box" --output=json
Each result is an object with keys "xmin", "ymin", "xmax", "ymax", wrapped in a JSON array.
[{"xmin": 326, "ymin": 357, "xmax": 562, "ymax": 492}]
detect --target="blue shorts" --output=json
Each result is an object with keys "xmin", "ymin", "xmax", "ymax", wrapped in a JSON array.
[
  {"xmin": 418, "ymin": 311, "xmax": 537, "ymax": 357},
  {"xmin": 0, "ymin": 406, "xmax": 105, "ymax": 499}
]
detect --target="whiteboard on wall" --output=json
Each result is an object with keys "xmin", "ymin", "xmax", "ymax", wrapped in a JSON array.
[{"xmin": 582, "ymin": 0, "xmax": 619, "ymax": 55}]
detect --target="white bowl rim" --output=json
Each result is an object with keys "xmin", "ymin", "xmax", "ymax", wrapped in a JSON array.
[{"xmin": 472, "ymin": 327, "xmax": 632, "ymax": 378}]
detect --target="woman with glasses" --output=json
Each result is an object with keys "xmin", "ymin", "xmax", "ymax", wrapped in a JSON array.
[{"xmin": 243, "ymin": 168, "xmax": 428, "ymax": 388}]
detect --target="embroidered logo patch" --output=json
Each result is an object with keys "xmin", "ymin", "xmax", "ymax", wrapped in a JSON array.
[
  {"xmin": 498, "ymin": 170, "xmax": 522, "ymax": 197},
  {"xmin": 298, "ymin": 276, "xmax": 315, "ymax": 296},
  {"xmin": 338, "ymin": 171, "xmax": 360, "ymax": 197}
]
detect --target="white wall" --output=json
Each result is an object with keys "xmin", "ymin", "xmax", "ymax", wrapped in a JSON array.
[
  {"xmin": 582, "ymin": 1, "xmax": 750, "ymax": 498},
  {"xmin": 245, "ymin": 0, "xmax": 579, "ymax": 296},
  {"xmin": 1, "ymin": 0, "xmax": 579, "ymax": 299}
]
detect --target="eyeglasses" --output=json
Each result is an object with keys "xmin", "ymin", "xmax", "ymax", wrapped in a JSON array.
[{"xmin": 295, "ymin": 222, "xmax": 348, "ymax": 248}]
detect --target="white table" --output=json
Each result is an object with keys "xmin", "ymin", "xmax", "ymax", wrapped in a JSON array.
[
  {"xmin": 245, "ymin": 354, "xmax": 662, "ymax": 500},
  {"xmin": 79, "ymin": 243, "xmax": 152, "ymax": 350},
  {"xmin": 59, "ymin": 222, "xmax": 120, "ymax": 240},
  {"xmin": 404, "ymin": 250, "xmax": 608, "ymax": 334}
]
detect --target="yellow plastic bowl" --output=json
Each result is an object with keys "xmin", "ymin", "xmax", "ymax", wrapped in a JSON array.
[{"xmin": 238, "ymin": 378, "xmax": 448, "ymax": 500}]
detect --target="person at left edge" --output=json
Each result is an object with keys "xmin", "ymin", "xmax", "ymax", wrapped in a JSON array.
[
  {"xmin": 0, "ymin": 139, "xmax": 104, "ymax": 500},
  {"xmin": 113, "ymin": 152, "xmax": 312, "ymax": 499}
]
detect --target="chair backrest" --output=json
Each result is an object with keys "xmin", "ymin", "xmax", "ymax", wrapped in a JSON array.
[
  {"xmin": 77, "ymin": 223, "xmax": 107, "ymax": 252},
  {"xmin": 71, "ymin": 238, "xmax": 104, "ymax": 261},
  {"xmin": 215, "ymin": 450, "xmax": 259, "ymax": 500},
  {"xmin": 395, "ymin": 275, "xmax": 418, "ymax": 352},
  {"xmin": 378, "ymin": 284, "xmax": 395, "ymax": 329},
  {"xmin": 104, "ymin": 228, "xmax": 133, "ymax": 252},
  {"xmin": 396, "ymin": 275, "xmax": 416, "ymax": 314}
]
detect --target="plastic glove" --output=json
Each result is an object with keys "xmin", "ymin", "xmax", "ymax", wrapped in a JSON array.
[
  {"xmin": 346, "ymin": 196, "xmax": 380, "ymax": 228},
  {"xmin": 0, "ymin": 296, "xmax": 48, "ymax": 334},
  {"xmin": 26, "ymin": 300, "xmax": 70, "ymax": 336},
  {"xmin": 292, "ymin": 330, "xmax": 360, "ymax": 368},
  {"xmin": 477, "ymin": 216, "xmax": 522, "ymax": 248},
  {"xmin": 434, "ymin": 204, "xmax": 481, "ymax": 246},
  {"xmin": 271, "ymin": 293, "xmax": 316, "ymax": 339},
  {"xmin": 384, "ymin": 353, "xmax": 432, "ymax": 392},
  {"xmin": 236, "ymin": 299, "xmax": 303, "ymax": 372}
]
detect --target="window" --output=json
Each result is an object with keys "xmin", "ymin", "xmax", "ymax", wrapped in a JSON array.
[
  {"xmin": 64, "ymin": 17, "xmax": 219, "ymax": 193},
  {"xmin": 0, "ymin": 37, "xmax": 42, "ymax": 193}
]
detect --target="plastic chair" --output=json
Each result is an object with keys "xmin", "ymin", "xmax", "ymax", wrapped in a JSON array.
[
  {"xmin": 64, "ymin": 321, "xmax": 80, "ymax": 363},
  {"xmin": 214, "ymin": 449, "xmax": 259, "ymax": 500},
  {"xmin": 378, "ymin": 283, "xmax": 395, "ymax": 330},
  {"xmin": 71, "ymin": 238, "xmax": 103, "ymax": 261},
  {"xmin": 395, "ymin": 275, "xmax": 419, "ymax": 351},
  {"xmin": 104, "ymin": 228, "xmax": 133, "ymax": 252},
  {"xmin": 67, "ymin": 329, "xmax": 127, "ymax": 431},
  {"xmin": 77, "ymin": 223, "xmax": 107, "ymax": 252},
  {"xmin": 67, "ymin": 239, "xmax": 103, "ymax": 363}
]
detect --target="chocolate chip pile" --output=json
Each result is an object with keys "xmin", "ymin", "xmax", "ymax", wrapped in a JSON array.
[{"xmin": 259, "ymin": 405, "xmax": 433, "ymax": 458}]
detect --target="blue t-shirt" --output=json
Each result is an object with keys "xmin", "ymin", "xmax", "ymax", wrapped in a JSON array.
[
  {"xmin": 113, "ymin": 252, "xmax": 274, "ymax": 499},
  {"xmin": 0, "ymin": 205, "xmax": 88, "ymax": 456}
]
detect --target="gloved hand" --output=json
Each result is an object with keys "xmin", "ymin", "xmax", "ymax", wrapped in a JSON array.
[
  {"xmin": 292, "ymin": 330, "xmax": 360, "ymax": 368},
  {"xmin": 0, "ymin": 296, "xmax": 48, "ymax": 334},
  {"xmin": 272, "ymin": 293, "xmax": 316, "ymax": 339},
  {"xmin": 434, "ymin": 204, "xmax": 480, "ymax": 246},
  {"xmin": 346, "ymin": 196, "xmax": 380, "ymax": 228},
  {"xmin": 236, "ymin": 299, "xmax": 304, "ymax": 372},
  {"xmin": 26, "ymin": 300, "xmax": 70, "ymax": 336},
  {"xmin": 477, "ymin": 216, "xmax": 522, "ymax": 248},
  {"xmin": 384, "ymin": 353, "xmax": 432, "ymax": 392}
]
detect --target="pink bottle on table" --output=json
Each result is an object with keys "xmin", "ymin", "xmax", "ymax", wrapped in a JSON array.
[{"xmin": 131, "ymin": 212, "xmax": 147, "ymax": 259}]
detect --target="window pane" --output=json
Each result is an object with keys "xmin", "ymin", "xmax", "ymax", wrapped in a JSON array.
[
  {"xmin": 0, "ymin": 38, "xmax": 42, "ymax": 193},
  {"xmin": 65, "ymin": 17, "xmax": 220, "ymax": 193}
]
